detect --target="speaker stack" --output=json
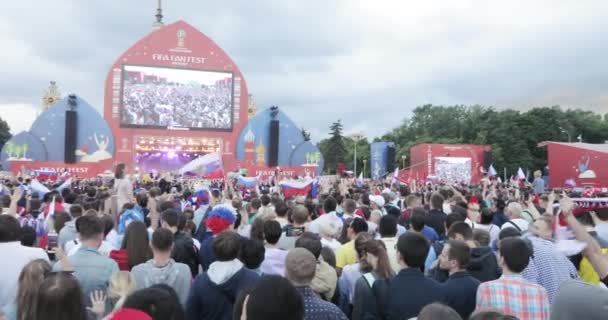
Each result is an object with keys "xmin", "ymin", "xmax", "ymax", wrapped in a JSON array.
[
  {"xmin": 64, "ymin": 95, "xmax": 78, "ymax": 163},
  {"xmin": 268, "ymin": 107, "xmax": 280, "ymax": 167}
]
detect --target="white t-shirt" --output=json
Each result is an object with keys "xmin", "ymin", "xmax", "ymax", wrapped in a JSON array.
[
  {"xmin": 308, "ymin": 212, "xmax": 344, "ymax": 235},
  {"xmin": 0, "ymin": 242, "xmax": 49, "ymax": 306},
  {"xmin": 500, "ymin": 218, "xmax": 530, "ymax": 232},
  {"xmin": 321, "ymin": 238, "xmax": 341, "ymax": 252}
]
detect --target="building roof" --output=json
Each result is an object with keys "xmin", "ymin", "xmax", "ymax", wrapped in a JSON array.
[{"xmin": 541, "ymin": 141, "xmax": 608, "ymax": 154}]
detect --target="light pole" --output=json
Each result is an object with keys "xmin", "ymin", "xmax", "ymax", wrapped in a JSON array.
[
  {"xmin": 559, "ymin": 127, "xmax": 572, "ymax": 143},
  {"xmin": 363, "ymin": 159, "xmax": 367, "ymax": 178},
  {"xmin": 350, "ymin": 133, "xmax": 365, "ymax": 177},
  {"xmin": 401, "ymin": 155, "xmax": 406, "ymax": 169}
]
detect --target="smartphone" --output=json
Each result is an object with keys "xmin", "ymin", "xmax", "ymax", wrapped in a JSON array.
[
  {"xmin": 286, "ymin": 226, "xmax": 305, "ymax": 237},
  {"xmin": 47, "ymin": 232, "xmax": 58, "ymax": 251}
]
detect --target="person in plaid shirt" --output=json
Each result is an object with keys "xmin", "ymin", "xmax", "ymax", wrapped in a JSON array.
[{"xmin": 476, "ymin": 237, "xmax": 550, "ymax": 320}]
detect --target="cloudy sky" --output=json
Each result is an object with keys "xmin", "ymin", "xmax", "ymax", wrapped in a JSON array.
[{"xmin": 1, "ymin": 1, "xmax": 607, "ymax": 141}]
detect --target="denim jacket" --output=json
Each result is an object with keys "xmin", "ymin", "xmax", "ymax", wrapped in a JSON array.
[{"xmin": 53, "ymin": 246, "xmax": 119, "ymax": 299}]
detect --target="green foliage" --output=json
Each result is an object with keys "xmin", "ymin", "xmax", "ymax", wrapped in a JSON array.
[
  {"xmin": 378, "ymin": 104, "xmax": 608, "ymax": 176},
  {"xmin": 317, "ymin": 120, "xmax": 347, "ymax": 174},
  {"xmin": 0, "ymin": 117, "xmax": 11, "ymax": 152}
]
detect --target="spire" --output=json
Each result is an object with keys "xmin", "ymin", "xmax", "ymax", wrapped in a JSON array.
[{"xmin": 153, "ymin": 0, "xmax": 164, "ymax": 29}]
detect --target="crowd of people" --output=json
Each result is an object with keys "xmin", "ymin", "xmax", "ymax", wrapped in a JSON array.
[
  {"xmin": 1, "ymin": 167, "xmax": 608, "ymax": 320},
  {"xmin": 122, "ymin": 77, "xmax": 232, "ymax": 129}
]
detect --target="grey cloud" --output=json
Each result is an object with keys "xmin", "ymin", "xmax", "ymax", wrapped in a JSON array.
[{"xmin": 1, "ymin": 1, "xmax": 608, "ymax": 142}]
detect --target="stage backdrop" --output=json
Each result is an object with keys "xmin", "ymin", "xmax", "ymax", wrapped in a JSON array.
[
  {"xmin": 407, "ymin": 144, "xmax": 490, "ymax": 184},
  {"xmin": 545, "ymin": 142, "xmax": 608, "ymax": 188}
]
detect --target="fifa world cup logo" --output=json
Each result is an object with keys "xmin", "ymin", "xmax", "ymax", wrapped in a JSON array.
[{"xmin": 177, "ymin": 29, "xmax": 186, "ymax": 48}]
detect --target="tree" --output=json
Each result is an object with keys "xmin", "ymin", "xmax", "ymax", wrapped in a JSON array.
[
  {"xmin": 0, "ymin": 117, "xmax": 11, "ymax": 152},
  {"xmin": 376, "ymin": 104, "xmax": 608, "ymax": 178},
  {"xmin": 318, "ymin": 120, "xmax": 347, "ymax": 174}
]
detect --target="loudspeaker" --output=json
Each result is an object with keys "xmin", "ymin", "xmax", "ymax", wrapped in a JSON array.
[
  {"xmin": 386, "ymin": 145, "xmax": 396, "ymax": 172},
  {"xmin": 64, "ymin": 110, "xmax": 77, "ymax": 163},
  {"xmin": 484, "ymin": 150, "xmax": 492, "ymax": 168},
  {"xmin": 269, "ymin": 120, "xmax": 279, "ymax": 166}
]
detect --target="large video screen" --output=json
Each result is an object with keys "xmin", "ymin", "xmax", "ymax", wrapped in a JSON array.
[{"xmin": 121, "ymin": 65, "xmax": 233, "ymax": 130}]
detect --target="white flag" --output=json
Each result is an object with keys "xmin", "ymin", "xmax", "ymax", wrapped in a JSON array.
[
  {"xmin": 488, "ymin": 165, "xmax": 497, "ymax": 176},
  {"xmin": 44, "ymin": 196, "xmax": 56, "ymax": 226},
  {"xmin": 517, "ymin": 167, "xmax": 526, "ymax": 180}
]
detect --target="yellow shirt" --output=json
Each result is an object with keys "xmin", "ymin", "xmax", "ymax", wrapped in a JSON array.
[
  {"xmin": 579, "ymin": 248, "xmax": 608, "ymax": 284},
  {"xmin": 336, "ymin": 240, "xmax": 358, "ymax": 268}
]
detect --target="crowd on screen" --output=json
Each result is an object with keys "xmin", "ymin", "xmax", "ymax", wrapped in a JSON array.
[
  {"xmin": 121, "ymin": 77, "xmax": 232, "ymax": 129},
  {"xmin": 1, "ymin": 166, "xmax": 608, "ymax": 320}
]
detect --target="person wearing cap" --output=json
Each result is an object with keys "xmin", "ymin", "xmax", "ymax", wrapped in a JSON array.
[
  {"xmin": 335, "ymin": 218, "xmax": 369, "ymax": 273},
  {"xmin": 198, "ymin": 204, "xmax": 237, "ymax": 272},
  {"xmin": 369, "ymin": 195, "xmax": 386, "ymax": 214},
  {"xmin": 285, "ymin": 248, "xmax": 348, "ymax": 320}
]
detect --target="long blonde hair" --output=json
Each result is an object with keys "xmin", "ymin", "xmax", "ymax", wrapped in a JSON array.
[{"xmin": 108, "ymin": 271, "xmax": 136, "ymax": 311}]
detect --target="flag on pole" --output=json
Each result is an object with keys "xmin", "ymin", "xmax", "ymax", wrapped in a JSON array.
[
  {"xmin": 517, "ymin": 167, "xmax": 526, "ymax": 180},
  {"xmin": 488, "ymin": 165, "xmax": 497, "ymax": 177},
  {"xmin": 391, "ymin": 168, "xmax": 399, "ymax": 184},
  {"xmin": 178, "ymin": 152, "xmax": 223, "ymax": 177},
  {"xmin": 356, "ymin": 172, "xmax": 363, "ymax": 187},
  {"xmin": 236, "ymin": 175, "xmax": 258, "ymax": 187},
  {"xmin": 44, "ymin": 196, "xmax": 56, "ymax": 227}
]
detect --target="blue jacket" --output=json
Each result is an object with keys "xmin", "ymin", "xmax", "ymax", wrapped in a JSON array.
[
  {"xmin": 186, "ymin": 267, "xmax": 259, "ymax": 320},
  {"xmin": 379, "ymin": 268, "xmax": 444, "ymax": 320},
  {"xmin": 442, "ymin": 271, "xmax": 480, "ymax": 320}
]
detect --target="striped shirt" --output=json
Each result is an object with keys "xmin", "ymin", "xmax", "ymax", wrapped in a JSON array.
[{"xmin": 476, "ymin": 274, "xmax": 549, "ymax": 320}]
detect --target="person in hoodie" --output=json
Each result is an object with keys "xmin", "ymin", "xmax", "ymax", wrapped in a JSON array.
[
  {"xmin": 131, "ymin": 228, "xmax": 192, "ymax": 306},
  {"xmin": 430, "ymin": 222, "xmax": 501, "ymax": 283},
  {"xmin": 260, "ymin": 220, "xmax": 288, "ymax": 275},
  {"xmin": 186, "ymin": 231, "xmax": 259, "ymax": 320},
  {"xmin": 161, "ymin": 209, "xmax": 199, "ymax": 277}
]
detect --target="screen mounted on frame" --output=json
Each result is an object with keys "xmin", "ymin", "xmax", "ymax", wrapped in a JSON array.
[{"xmin": 120, "ymin": 65, "xmax": 234, "ymax": 131}]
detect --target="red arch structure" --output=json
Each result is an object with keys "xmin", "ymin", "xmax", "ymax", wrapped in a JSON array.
[{"xmin": 105, "ymin": 20, "xmax": 249, "ymax": 172}]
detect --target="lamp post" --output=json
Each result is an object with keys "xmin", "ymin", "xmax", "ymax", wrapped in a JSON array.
[
  {"xmin": 363, "ymin": 159, "xmax": 367, "ymax": 178},
  {"xmin": 350, "ymin": 133, "xmax": 365, "ymax": 177},
  {"xmin": 401, "ymin": 155, "xmax": 406, "ymax": 169},
  {"xmin": 559, "ymin": 127, "xmax": 572, "ymax": 143}
]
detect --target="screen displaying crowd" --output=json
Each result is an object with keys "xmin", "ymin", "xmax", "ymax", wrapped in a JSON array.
[{"xmin": 121, "ymin": 65, "xmax": 233, "ymax": 130}]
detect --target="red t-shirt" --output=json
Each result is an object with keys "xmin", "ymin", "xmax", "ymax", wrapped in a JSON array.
[{"xmin": 110, "ymin": 249, "xmax": 130, "ymax": 271}]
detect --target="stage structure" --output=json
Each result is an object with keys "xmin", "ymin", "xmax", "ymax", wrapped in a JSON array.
[
  {"xmin": 400, "ymin": 144, "xmax": 491, "ymax": 184},
  {"xmin": 2, "ymin": 17, "xmax": 323, "ymax": 178},
  {"xmin": 541, "ymin": 142, "xmax": 608, "ymax": 188}
]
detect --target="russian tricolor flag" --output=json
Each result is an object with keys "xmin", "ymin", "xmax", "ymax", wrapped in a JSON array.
[
  {"xmin": 237, "ymin": 175, "xmax": 258, "ymax": 188},
  {"xmin": 179, "ymin": 152, "xmax": 224, "ymax": 178},
  {"xmin": 280, "ymin": 179, "xmax": 315, "ymax": 198}
]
